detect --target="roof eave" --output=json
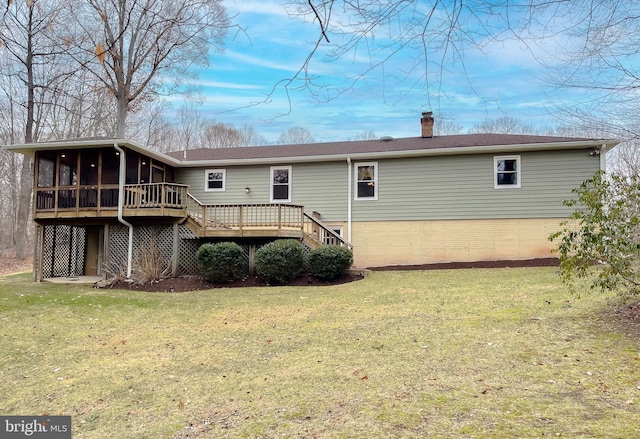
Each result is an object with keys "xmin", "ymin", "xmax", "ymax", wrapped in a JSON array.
[
  {"xmin": 2, "ymin": 138, "xmax": 182, "ymax": 166},
  {"xmin": 3, "ymin": 137, "xmax": 618, "ymax": 167}
]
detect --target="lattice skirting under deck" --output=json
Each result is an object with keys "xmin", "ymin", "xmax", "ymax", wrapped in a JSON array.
[
  {"xmin": 39, "ymin": 224, "xmax": 87, "ymax": 278},
  {"xmin": 37, "ymin": 223, "xmax": 313, "ymax": 280}
]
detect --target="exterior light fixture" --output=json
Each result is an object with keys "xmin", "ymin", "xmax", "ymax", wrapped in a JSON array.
[{"xmin": 245, "ymin": 186, "xmax": 251, "ymax": 194}]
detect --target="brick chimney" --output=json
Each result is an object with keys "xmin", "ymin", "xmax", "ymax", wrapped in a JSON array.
[{"xmin": 421, "ymin": 111, "xmax": 434, "ymax": 138}]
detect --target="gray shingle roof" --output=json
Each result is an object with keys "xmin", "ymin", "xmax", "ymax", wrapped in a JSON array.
[{"xmin": 165, "ymin": 133, "xmax": 603, "ymax": 162}]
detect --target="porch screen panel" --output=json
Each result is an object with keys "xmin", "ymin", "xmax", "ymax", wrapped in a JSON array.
[
  {"xmin": 58, "ymin": 151, "xmax": 78, "ymax": 209},
  {"xmin": 37, "ymin": 151, "xmax": 56, "ymax": 187},
  {"xmin": 80, "ymin": 150, "xmax": 99, "ymax": 207},
  {"xmin": 126, "ymin": 151, "xmax": 139, "ymax": 184},
  {"xmin": 101, "ymin": 149, "xmax": 120, "ymax": 184},
  {"xmin": 101, "ymin": 149, "xmax": 120, "ymax": 207},
  {"xmin": 36, "ymin": 152, "xmax": 56, "ymax": 209}
]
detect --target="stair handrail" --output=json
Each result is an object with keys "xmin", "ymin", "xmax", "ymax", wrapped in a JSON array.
[
  {"xmin": 186, "ymin": 194, "xmax": 208, "ymax": 233},
  {"xmin": 303, "ymin": 212, "xmax": 353, "ymax": 249}
]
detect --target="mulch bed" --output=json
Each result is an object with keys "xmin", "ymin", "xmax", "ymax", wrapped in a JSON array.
[
  {"xmin": 108, "ymin": 271, "xmax": 366, "ymax": 293},
  {"xmin": 107, "ymin": 258, "xmax": 560, "ymax": 293},
  {"xmin": 369, "ymin": 257, "xmax": 560, "ymax": 271}
]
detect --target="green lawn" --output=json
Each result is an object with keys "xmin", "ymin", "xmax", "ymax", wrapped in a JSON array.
[{"xmin": 1, "ymin": 268, "xmax": 639, "ymax": 438}]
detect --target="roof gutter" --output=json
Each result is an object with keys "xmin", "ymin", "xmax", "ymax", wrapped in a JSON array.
[
  {"xmin": 347, "ymin": 157, "xmax": 352, "ymax": 244},
  {"xmin": 114, "ymin": 143, "xmax": 134, "ymax": 279}
]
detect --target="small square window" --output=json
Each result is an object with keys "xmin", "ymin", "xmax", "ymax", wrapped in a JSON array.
[
  {"xmin": 494, "ymin": 156, "xmax": 521, "ymax": 189},
  {"xmin": 205, "ymin": 169, "xmax": 226, "ymax": 192}
]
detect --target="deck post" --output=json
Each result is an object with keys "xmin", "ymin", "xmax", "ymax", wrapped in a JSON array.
[
  {"xmin": 171, "ymin": 223, "xmax": 179, "ymax": 276},
  {"xmin": 35, "ymin": 225, "xmax": 44, "ymax": 282},
  {"xmin": 248, "ymin": 244, "xmax": 256, "ymax": 275},
  {"xmin": 201, "ymin": 204, "xmax": 207, "ymax": 235},
  {"xmin": 277, "ymin": 204, "xmax": 282, "ymax": 233}
]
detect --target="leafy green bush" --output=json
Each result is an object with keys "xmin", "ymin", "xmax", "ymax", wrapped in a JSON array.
[
  {"xmin": 196, "ymin": 242, "xmax": 245, "ymax": 283},
  {"xmin": 254, "ymin": 239, "xmax": 305, "ymax": 285},
  {"xmin": 308, "ymin": 245, "xmax": 353, "ymax": 281},
  {"xmin": 550, "ymin": 171, "xmax": 640, "ymax": 298}
]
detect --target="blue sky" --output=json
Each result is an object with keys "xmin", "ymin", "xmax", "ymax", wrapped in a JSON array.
[{"xmin": 177, "ymin": 0, "xmax": 576, "ymax": 143}]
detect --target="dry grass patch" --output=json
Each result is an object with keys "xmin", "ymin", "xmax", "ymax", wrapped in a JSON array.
[{"xmin": 1, "ymin": 269, "xmax": 640, "ymax": 438}]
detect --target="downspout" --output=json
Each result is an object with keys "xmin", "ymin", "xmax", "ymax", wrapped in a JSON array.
[
  {"xmin": 114, "ymin": 143, "xmax": 133, "ymax": 279},
  {"xmin": 600, "ymin": 143, "xmax": 607, "ymax": 172},
  {"xmin": 347, "ymin": 157, "xmax": 352, "ymax": 243}
]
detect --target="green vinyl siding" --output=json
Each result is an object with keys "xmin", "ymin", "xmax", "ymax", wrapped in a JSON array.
[
  {"xmin": 175, "ymin": 148, "xmax": 599, "ymax": 222},
  {"xmin": 354, "ymin": 149, "xmax": 599, "ymax": 221},
  {"xmin": 175, "ymin": 162, "xmax": 349, "ymax": 220},
  {"xmin": 287, "ymin": 162, "xmax": 348, "ymax": 219}
]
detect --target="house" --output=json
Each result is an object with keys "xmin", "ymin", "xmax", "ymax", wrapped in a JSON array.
[{"xmin": 3, "ymin": 113, "xmax": 618, "ymax": 282}]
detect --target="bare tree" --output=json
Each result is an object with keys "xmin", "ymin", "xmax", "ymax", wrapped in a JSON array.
[
  {"xmin": 128, "ymin": 100, "xmax": 179, "ymax": 151},
  {"xmin": 238, "ymin": 124, "xmax": 269, "ymax": 147},
  {"xmin": 127, "ymin": 101, "xmax": 271, "ymax": 150},
  {"xmin": 353, "ymin": 130, "xmax": 377, "ymax": 141},
  {"xmin": 274, "ymin": 1, "xmax": 557, "ymax": 113},
  {"xmin": 433, "ymin": 114, "xmax": 463, "ymax": 136},
  {"xmin": 64, "ymin": 0, "xmax": 230, "ymax": 137},
  {"xmin": 607, "ymin": 140, "xmax": 640, "ymax": 176},
  {"xmin": 471, "ymin": 116, "xmax": 535, "ymax": 135},
  {"xmin": 540, "ymin": 1, "xmax": 640, "ymax": 141},
  {"xmin": 0, "ymin": 0, "xmax": 74, "ymax": 257},
  {"xmin": 174, "ymin": 103, "xmax": 207, "ymax": 150},
  {"xmin": 45, "ymin": 70, "xmax": 117, "ymax": 140},
  {"xmin": 204, "ymin": 122, "xmax": 246, "ymax": 148},
  {"xmin": 277, "ymin": 126, "xmax": 315, "ymax": 144},
  {"xmin": 278, "ymin": 0, "xmax": 640, "ymax": 144}
]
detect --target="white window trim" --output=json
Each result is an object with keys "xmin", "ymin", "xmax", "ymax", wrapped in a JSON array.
[
  {"xmin": 323, "ymin": 226, "xmax": 344, "ymax": 244},
  {"xmin": 270, "ymin": 166, "xmax": 292, "ymax": 203},
  {"xmin": 204, "ymin": 168, "xmax": 226, "ymax": 192},
  {"xmin": 494, "ymin": 155, "xmax": 521, "ymax": 189},
  {"xmin": 354, "ymin": 161, "xmax": 378, "ymax": 200}
]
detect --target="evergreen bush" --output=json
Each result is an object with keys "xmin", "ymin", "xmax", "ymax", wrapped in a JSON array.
[
  {"xmin": 196, "ymin": 242, "xmax": 245, "ymax": 283},
  {"xmin": 308, "ymin": 245, "xmax": 353, "ymax": 281},
  {"xmin": 254, "ymin": 239, "xmax": 305, "ymax": 285}
]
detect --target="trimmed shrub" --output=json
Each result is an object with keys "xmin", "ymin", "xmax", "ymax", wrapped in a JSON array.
[
  {"xmin": 308, "ymin": 245, "xmax": 353, "ymax": 281},
  {"xmin": 254, "ymin": 239, "xmax": 305, "ymax": 285},
  {"xmin": 196, "ymin": 242, "xmax": 245, "ymax": 283}
]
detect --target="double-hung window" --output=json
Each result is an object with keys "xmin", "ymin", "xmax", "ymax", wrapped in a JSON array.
[
  {"xmin": 355, "ymin": 162, "xmax": 378, "ymax": 200},
  {"xmin": 205, "ymin": 169, "xmax": 226, "ymax": 192},
  {"xmin": 271, "ymin": 166, "xmax": 291, "ymax": 202},
  {"xmin": 494, "ymin": 156, "xmax": 521, "ymax": 189}
]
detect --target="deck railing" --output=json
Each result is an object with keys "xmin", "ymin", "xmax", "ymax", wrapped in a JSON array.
[
  {"xmin": 34, "ymin": 182, "xmax": 189, "ymax": 213},
  {"xmin": 186, "ymin": 194, "xmax": 352, "ymax": 248},
  {"xmin": 186, "ymin": 194, "xmax": 304, "ymax": 232},
  {"xmin": 303, "ymin": 212, "xmax": 352, "ymax": 249},
  {"xmin": 122, "ymin": 183, "xmax": 189, "ymax": 209}
]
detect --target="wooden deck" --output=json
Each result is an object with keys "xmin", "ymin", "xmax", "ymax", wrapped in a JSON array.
[
  {"xmin": 185, "ymin": 195, "xmax": 352, "ymax": 248},
  {"xmin": 33, "ymin": 187, "xmax": 352, "ymax": 249}
]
